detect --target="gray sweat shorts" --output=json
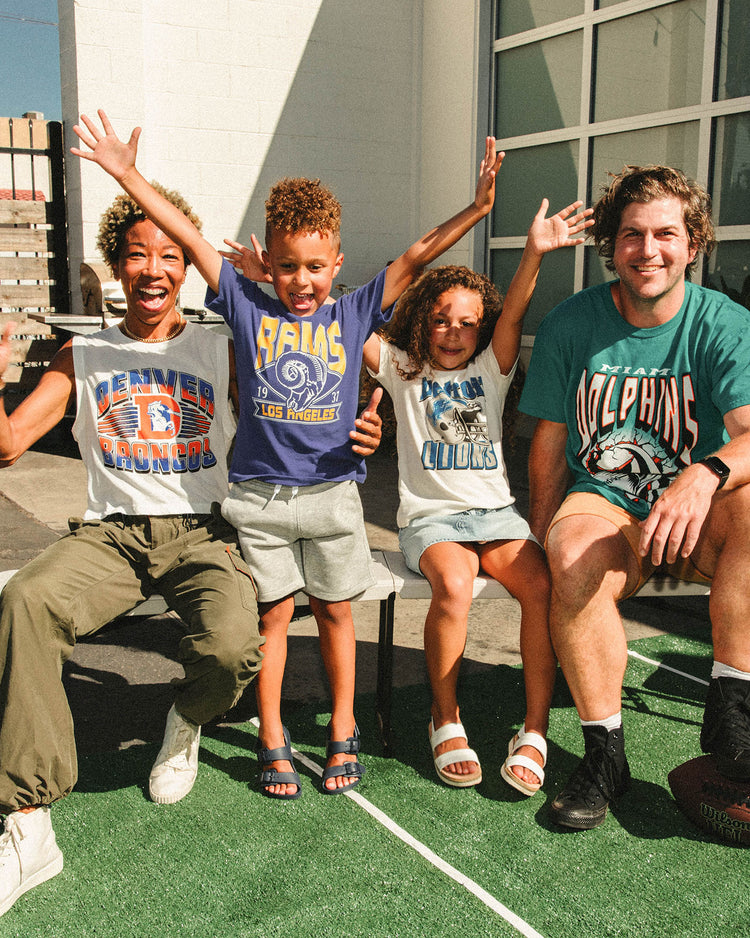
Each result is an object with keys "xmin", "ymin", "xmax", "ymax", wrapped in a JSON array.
[{"xmin": 222, "ymin": 478, "xmax": 375, "ymax": 603}]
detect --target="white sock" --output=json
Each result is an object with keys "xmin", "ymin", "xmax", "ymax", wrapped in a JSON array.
[
  {"xmin": 711, "ymin": 661, "xmax": 750, "ymax": 681},
  {"xmin": 581, "ymin": 712, "xmax": 622, "ymax": 732}
]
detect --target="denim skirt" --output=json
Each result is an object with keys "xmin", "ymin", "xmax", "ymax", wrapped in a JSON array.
[{"xmin": 398, "ymin": 504, "xmax": 538, "ymax": 574}]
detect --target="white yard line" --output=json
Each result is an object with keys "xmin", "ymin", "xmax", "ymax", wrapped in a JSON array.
[
  {"xmin": 249, "ymin": 718, "xmax": 545, "ymax": 938},
  {"xmin": 246, "ymin": 648, "xmax": 707, "ymax": 938},
  {"xmin": 627, "ymin": 649, "xmax": 709, "ymax": 686}
]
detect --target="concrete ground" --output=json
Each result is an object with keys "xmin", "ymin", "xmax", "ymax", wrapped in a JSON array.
[{"xmin": 0, "ymin": 421, "xmax": 711, "ymax": 754}]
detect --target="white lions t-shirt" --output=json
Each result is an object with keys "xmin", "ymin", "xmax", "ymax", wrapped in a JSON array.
[{"xmin": 371, "ymin": 341, "xmax": 517, "ymax": 529}]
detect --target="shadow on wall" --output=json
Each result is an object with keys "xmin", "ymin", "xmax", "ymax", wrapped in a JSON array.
[{"xmin": 232, "ymin": 1, "xmax": 419, "ymax": 291}]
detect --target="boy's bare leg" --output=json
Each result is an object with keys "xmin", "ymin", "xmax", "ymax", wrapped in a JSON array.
[
  {"xmin": 255, "ymin": 595, "xmax": 297, "ymax": 797},
  {"xmin": 420, "ymin": 542, "xmax": 480, "ymax": 781},
  {"xmin": 309, "ymin": 598, "xmax": 360, "ymax": 791}
]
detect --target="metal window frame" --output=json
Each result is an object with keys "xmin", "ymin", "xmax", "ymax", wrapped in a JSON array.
[{"xmin": 488, "ymin": 0, "xmax": 749, "ymax": 295}]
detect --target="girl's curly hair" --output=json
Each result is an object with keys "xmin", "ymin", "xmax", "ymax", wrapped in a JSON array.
[
  {"xmin": 96, "ymin": 183, "xmax": 202, "ymax": 273},
  {"xmin": 365, "ymin": 265, "xmax": 525, "ymax": 448},
  {"xmin": 593, "ymin": 165, "xmax": 715, "ymax": 277},
  {"xmin": 382, "ymin": 265, "xmax": 503, "ymax": 379},
  {"xmin": 265, "ymin": 177, "xmax": 341, "ymax": 247}
]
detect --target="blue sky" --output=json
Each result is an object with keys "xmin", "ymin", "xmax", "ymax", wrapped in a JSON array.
[{"xmin": 0, "ymin": 0, "xmax": 61, "ymax": 120}]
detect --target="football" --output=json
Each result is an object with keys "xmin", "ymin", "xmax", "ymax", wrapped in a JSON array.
[{"xmin": 668, "ymin": 755, "xmax": 750, "ymax": 846}]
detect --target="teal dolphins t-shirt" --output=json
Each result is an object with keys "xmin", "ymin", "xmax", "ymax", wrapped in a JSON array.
[{"xmin": 520, "ymin": 281, "xmax": 750, "ymax": 519}]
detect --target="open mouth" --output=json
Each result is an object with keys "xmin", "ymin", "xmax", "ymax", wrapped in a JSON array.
[
  {"xmin": 290, "ymin": 292, "xmax": 315, "ymax": 311},
  {"xmin": 136, "ymin": 286, "xmax": 169, "ymax": 311}
]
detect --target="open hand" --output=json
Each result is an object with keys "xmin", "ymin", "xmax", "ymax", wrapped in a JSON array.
[
  {"xmin": 473, "ymin": 136, "xmax": 505, "ymax": 212},
  {"xmin": 638, "ymin": 465, "xmax": 716, "ymax": 565},
  {"xmin": 219, "ymin": 236, "xmax": 272, "ymax": 284},
  {"xmin": 70, "ymin": 109, "xmax": 141, "ymax": 183},
  {"xmin": 527, "ymin": 199, "xmax": 594, "ymax": 256}
]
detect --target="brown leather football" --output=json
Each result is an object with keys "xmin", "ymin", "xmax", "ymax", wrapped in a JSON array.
[{"xmin": 668, "ymin": 755, "xmax": 750, "ymax": 846}]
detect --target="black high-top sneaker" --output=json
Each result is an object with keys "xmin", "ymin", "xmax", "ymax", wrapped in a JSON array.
[
  {"xmin": 549, "ymin": 724, "xmax": 631, "ymax": 830},
  {"xmin": 700, "ymin": 676, "xmax": 750, "ymax": 779}
]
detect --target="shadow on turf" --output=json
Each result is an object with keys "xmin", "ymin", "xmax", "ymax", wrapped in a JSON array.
[
  {"xmin": 67, "ymin": 668, "xmax": 719, "ymax": 847},
  {"xmin": 379, "ymin": 667, "xmax": 714, "ymax": 842}
]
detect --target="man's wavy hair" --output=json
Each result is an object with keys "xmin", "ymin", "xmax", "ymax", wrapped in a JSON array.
[
  {"xmin": 382, "ymin": 265, "xmax": 503, "ymax": 380},
  {"xmin": 96, "ymin": 183, "xmax": 202, "ymax": 273},
  {"xmin": 593, "ymin": 165, "xmax": 715, "ymax": 278},
  {"xmin": 265, "ymin": 177, "xmax": 342, "ymax": 248}
]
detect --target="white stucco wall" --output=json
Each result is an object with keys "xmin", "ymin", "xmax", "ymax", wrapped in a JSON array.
[
  {"xmin": 58, "ymin": 0, "xmax": 489, "ymax": 311},
  {"xmin": 419, "ymin": 0, "xmax": 489, "ymax": 272}
]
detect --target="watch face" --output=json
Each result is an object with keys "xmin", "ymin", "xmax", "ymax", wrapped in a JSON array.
[{"xmin": 701, "ymin": 456, "xmax": 730, "ymax": 487}]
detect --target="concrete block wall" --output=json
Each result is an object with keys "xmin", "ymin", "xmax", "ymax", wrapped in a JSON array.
[{"xmin": 58, "ymin": 0, "xmax": 488, "ymax": 311}]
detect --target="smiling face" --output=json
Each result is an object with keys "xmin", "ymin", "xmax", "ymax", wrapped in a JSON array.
[
  {"xmin": 427, "ymin": 287, "xmax": 483, "ymax": 372},
  {"xmin": 263, "ymin": 228, "xmax": 344, "ymax": 316},
  {"xmin": 612, "ymin": 197, "xmax": 697, "ymax": 324},
  {"xmin": 112, "ymin": 219, "xmax": 186, "ymax": 329}
]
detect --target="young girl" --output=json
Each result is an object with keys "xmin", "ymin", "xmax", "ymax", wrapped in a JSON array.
[{"xmin": 361, "ymin": 200, "xmax": 592, "ymax": 793}]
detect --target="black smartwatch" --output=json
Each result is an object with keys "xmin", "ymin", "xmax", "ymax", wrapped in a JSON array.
[{"xmin": 698, "ymin": 456, "xmax": 730, "ymax": 489}]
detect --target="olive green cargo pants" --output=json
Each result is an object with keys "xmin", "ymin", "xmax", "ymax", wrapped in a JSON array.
[{"xmin": 0, "ymin": 507, "xmax": 263, "ymax": 812}]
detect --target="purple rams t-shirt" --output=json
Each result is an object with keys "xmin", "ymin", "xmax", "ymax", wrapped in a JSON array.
[{"xmin": 206, "ymin": 260, "xmax": 392, "ymax": 485}]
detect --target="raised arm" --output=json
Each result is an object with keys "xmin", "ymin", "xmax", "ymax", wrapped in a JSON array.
[
  {"xmin": 528, "ymin": 417, "xmax": 571, "ymax": 544},
  {"xmin": 382, "ymin": 137, "xmax": 504, "ymax": 310},
  {"xmin": 0, "ymin": 323, "xmax": 75, "ymax": 467},
  {"xmin": 70, "ymin": 110, "xmax": 223, "ymax": 293},
  {"xmin": 492, "ymin": 199, "xmax": 593, "ymax": 374}
]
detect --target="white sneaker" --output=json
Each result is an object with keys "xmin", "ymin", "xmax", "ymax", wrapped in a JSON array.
[
  {"xmin": 0, "ymin": 806, "xmax": 64, "ymax": 917},
  {"xmin": 149, "ymin": 705, "xmax": 201, "ymax": 804}
]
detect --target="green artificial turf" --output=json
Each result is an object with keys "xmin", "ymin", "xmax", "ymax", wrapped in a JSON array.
[{"xmin": 5, "ymin": 632, "xmax": 750, "ymax": 938}]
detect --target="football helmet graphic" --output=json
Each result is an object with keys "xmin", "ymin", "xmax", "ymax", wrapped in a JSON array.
[{"xmin": 425, "ymin": 391, "xmax": 489, "ymax": 445}]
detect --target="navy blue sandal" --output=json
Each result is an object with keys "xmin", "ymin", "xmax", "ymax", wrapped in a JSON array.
[
  {"xmin": 320, "ymin": 725, "xmax": 366, "ymax": 795},
  {"xmin": 257, "ymin": 726, "xmax": 302, "ymax": 800}
]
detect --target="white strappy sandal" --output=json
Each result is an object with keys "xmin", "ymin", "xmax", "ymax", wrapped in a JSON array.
[
  {"xmin": 429, "ymin": 719, "xmax": 482, "ymax": 788},
  {"xmin": 501, "ymin": 724, "xmax": 547, "ymax": 796}
]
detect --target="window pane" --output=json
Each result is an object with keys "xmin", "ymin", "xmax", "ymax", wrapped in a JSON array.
[
  {"xmin": 492, "ymin": 141, "xmax": 579, "ymax": 238},
  {"xmin": 495, "ymin": 32, "xmax": 583, "ymax": 138},
  {"xmin": 584, "ymin": 246, "xmax": 612, "ymax": 289},
  {"xmin": 491, "ymin": 247, "xmax": 577, "ymax": 334},
  {"xmin": 594, "ymin": 1, "xmax": 705, "ymax": 122},
  {"xmin": 712, "ymin": 113, "xmax": 750, "ymax": 227},
  {"xmin": 496, "ymin": 0, "xmax": 584, "ymax": 38},
  {"xmin": 590, "ymin": 123, "xmax": 700, "ymax": 204},
  {"xmin": 716, "ymin": 0, "xmax": 750, "ymax": 101},
  {"xmin": 706, "ymin": 241, "xmax": 750, "ymax": 310}
]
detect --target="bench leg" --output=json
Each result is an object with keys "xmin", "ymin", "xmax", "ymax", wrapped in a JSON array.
[{"xmin": 375, "ymin": 592, "xmax": 396, "ymax": 756}]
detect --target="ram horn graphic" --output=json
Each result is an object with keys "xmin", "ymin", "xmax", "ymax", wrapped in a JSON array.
[{"xmin": 276, "ymin": 351, "xmax": 327, "ymax": 411}]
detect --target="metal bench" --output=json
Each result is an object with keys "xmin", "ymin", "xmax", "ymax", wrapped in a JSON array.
[
  {"xmin": 0, "ymin": 551, "xmax": 710, "ymax": 754},
  {"xmin": 373, "ymin": 550, "xmax": 710, "ymax": 754}
]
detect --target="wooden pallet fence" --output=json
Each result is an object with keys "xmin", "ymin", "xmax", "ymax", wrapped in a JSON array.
[{"xmin": 0, "ymin": 115, "xmax": 69, "ymax": 410}]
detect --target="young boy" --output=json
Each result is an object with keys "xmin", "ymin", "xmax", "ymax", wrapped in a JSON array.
[{"xmin": 72, "ymin": 109, "xmax": 504, "ymax": 798}]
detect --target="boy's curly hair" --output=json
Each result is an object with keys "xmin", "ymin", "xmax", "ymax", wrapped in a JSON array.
[
  {"xmin": 265, "ymin": 177, "xmax": 341, "ymax": 247},
  {"xmin": 593, "ymin": 165, "xmax": 715, "ymax": 278},
  {"xmin": 96, "ymin": 183, "xmax": 202, "ymax": 273},
  {"xmin": 382, "ymin": 265, "xmax": 504, "ymax": 380}
]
